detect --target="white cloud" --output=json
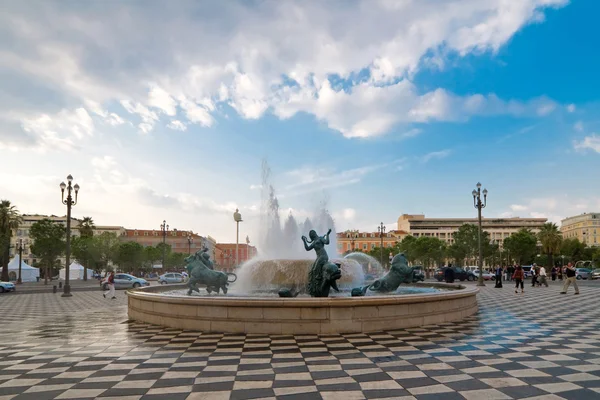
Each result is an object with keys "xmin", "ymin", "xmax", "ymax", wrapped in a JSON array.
[
  {"xmin": 574, "ymin": 121, "xmax": 584, "ymax": 132},
  {"xmin": 120, "ymin": 100, "xmax": 159, "ymax": 134},
  {"xmin": 167, "ymin": 120, "xmax": 187, "ymax": 131},
  {"xmin": 105, "ymin": 113, "xmax": 126, "ymax": 126},
  {"xmin": 510, "ymin": 204, "xmax": 528, "ymax": 212},
  {"xmin": 567, "ymin": 104, "xmax": 576, "ymax": 113},
  {"xmin": 0, "ymin": 0, "xmax": 568, "ymax": 144},
  {"xmin": 574, "ymin": 134, "xmax": 600, "ymax": 153},
  {"xmin": 422, "ymin": 149, "xmax": 451, "ymax": 163},
  {"xmin": 20, "ymin": 107, "xmax": 94, "ymax": 151},
  {"xmin": 91, "ymin": 155, "xmax": 116, "ymax": 170},
  {"xmin": 148, "ymin": 85, "xmax": 177, "ymax": 116},
  {"xmin": 499, "ymin": 196, "xmax": 597, "ymax": 225}
]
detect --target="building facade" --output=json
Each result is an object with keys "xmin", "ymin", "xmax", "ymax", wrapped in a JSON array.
[
  {"xmin": 214, "ymin": 243, "xmax": 258, "ymax": 271},
  {"xmin": 561, "ymin": 213, "xmax": 600, "ymax": 246},
  {"xmin": 336, "ymin": 229, "xmax": 408, "ymax": 254},
  {"xmin": 121, "ymin": 228, "xmax": 207, "ymax": 255},
  {"xmin": 397, "ymin": 214, "xmax": 548, "ymax": 248}
]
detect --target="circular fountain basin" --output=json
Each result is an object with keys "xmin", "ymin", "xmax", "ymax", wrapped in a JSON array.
[{"xmin": 127, "ymin": 283, "xmax": 478, "ymax": 334}]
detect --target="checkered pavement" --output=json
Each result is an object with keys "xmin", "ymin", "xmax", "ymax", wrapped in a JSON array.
[{"xmin": 1, "ymin": 282, "xmax": 600, "ymax": 399}]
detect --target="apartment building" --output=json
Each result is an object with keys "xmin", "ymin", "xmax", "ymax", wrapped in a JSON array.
[
  {"xmin": 336, "ymin": 229, "xmax": 408, "ymax": 253},
  {"xmin": 561, "ymin": 212, "xmax": 600, "ymax": 246},
  {"xmin": 397, "ymin": 214, "xmax": 547, "ymax": 247}
]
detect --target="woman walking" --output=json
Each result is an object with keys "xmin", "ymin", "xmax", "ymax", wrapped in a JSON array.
[
  {"xmin": 103, "ymin": 271, "xmax": 116, "ymax": 300},
  {"xmin": 513, "ymin": 265, "xmax": 524, "ymax": 294}
]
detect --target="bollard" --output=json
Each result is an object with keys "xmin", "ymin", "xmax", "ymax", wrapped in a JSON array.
[
  {"xmin": 59, "ymin": 282, "xmax": 62, "ymax": 289},
  {"xmin": 53, "ymin": 285, "xmax": 57, "ymax": 293}
]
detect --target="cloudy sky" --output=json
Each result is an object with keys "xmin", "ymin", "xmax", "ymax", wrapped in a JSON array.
[{"xmin": 1, "ymin": 0, "xmax": 599, "ymax": 246}]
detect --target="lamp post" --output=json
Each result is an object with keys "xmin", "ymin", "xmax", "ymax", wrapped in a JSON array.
[
  {"xmin": 233, "ymin": 209, "xmax": 242, "ymax": 267},
  {"xmin": 60, "ymin": 174, "xmax": 79, "ymax": 297},
  {"xmin": 490, "ymin": 239, "xmax": 496, "ymax": 268},
  {"xmin": 187, "ymin": 231, "xmax": 193, "ymax": 255},
  {"xmin": 378, "ymin": 222, "xmax": 386, "ymax": 267},
  {"xmin": 472, "ymin": 182, "xmax": 488, "ymax": 287},
  {"xmin": 16, "ymin": 239, "xmax": 26, "ymax": 284},
  {"xmin": 160, "ymin": 220, "xmax": 169, "ymax": 270}
]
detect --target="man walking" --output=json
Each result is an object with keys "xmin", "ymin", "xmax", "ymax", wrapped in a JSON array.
[
  {"xmin": 538, "ymin": 265, "xmax": 549, "ymax": 287},
  {"xmin": 561, "ymin": 262, "xmax": 579, "ymax": 295},
  {"xmin": 103, "ymin": 271, "xmax": 116, "ymax": 299}
]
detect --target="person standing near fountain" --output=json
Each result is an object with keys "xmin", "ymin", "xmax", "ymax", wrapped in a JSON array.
[{"xmin": 303, "ymin": 229, "xmax": 331, "ymax": 296}]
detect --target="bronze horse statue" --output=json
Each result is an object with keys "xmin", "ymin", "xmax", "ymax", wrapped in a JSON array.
[{"xmin": 185, "ymin": 249, "xmax": 236, "ymax": 295}]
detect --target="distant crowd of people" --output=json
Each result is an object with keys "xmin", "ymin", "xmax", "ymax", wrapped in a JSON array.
[{"xmin": 443, "ymin": 262, "xmax": 580, "ymax": 295}]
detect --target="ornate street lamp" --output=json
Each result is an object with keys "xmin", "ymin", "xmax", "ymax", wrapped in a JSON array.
[
  {"xmin": 160, "ymin": 220, "xmax": 169, "ymax": 270},
  {"xmin": 472, "ymin": 182, "xmax": 488, "ymax": 287},
  {"xmin": 233, "ymin": 209, "xmax": 243, "ymax": 267},
  {"xmin": 16, "ymin": 239, "xmax": 27, "ymax": 284},
  {"xmin": 60, "ymin": 174, "xmax": 79, "ymax": 297},
  {"xmin": 378, "ymin": 222, "xmax": 386, "ymax": 267},
  {"xmin": 187, "ymin": 231, "xmax": 193, "ymax": 255}
]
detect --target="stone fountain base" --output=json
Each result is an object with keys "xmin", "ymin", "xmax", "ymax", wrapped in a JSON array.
[{"xmin": 127, "ymin": 284, "xmax": 478, "ymax": 334}]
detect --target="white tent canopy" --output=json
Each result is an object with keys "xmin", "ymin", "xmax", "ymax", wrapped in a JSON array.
[
  {"xmin": 59, "ymin": 262, "xmax": 87, "ymax": 280},
  {"xmin": 7, "ymin": 255, "xmax": 40, "ymax": 282}
]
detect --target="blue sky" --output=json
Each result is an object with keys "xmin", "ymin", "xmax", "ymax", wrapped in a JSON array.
[{"xmin": 0, "ymin": 0, "xmax": 599, "ymax": 245}]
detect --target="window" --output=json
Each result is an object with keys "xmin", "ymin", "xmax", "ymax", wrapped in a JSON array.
[
  {"xmin": 134, "ymin": 231, "xmax": 139, "ymax": 236},
  {"xmin": 362, "ymin": 244, "xmax": 367, "ymax": 250},
  {"xmin": 144, "ymin": 231, "xmax": 149, "ymax": 236},
  {"xmin": 371, "ymin": 244, "xmax": 375, "ymax": 249}
]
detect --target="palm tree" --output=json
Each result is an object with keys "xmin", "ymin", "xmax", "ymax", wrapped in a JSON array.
[
  {"xmin": 0, "ymin": 200, "xmax": 23, "ymax": 281},
  {"xmin": 538, "ymin": 222, "xmax": 562, "ymax": 271},
  {"xmin": 78, "ymin": 216, "xmax": 96, "ymax": 238},
  {"xmin": 77, "ymin": 216, "xmax": 96, "ymax": 281}
]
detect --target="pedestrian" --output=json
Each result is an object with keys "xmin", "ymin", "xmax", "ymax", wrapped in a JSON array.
[
  {"xmin": 551, "ymin": 266, "xmax": 557, "ymax": 281},
  {"xmin": 558, "ymin": 267, "xmax": 563, "ymax": 280},
  {"xmin": 495, "ymin": 265, "xmax": 503, "ymax": 288},
  {"xmin": 103, "ymin": 271, "xmax": 116, "ymax": 299},
  {"xmin": 513, "ymin": 265, "xmax": 524, "ymax": 294},
  {"xmin": 444, "ymin": 266, "xmax": 455, "ymax": 283},
  {"xmin": 538, "ymin": 265, "xmax": 549, "ymax": 287},
  {"xmin": 531, "ymin": 264, "xmax": 538, "ymax": 287},
  {"xmin": 561, "ymin": 262, "xmax": 579, "ymax": 295}
]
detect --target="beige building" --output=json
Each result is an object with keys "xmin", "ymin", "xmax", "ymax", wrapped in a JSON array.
[
  {"xmin": 561, "ymin": 213, "xmax": 600, "ymax": 246},
  {"xmin": 10, "ymin": 214, "xmax": 124, "ymax": 267},
  {"xmin": 397, "ymin": 214, "xmax": 547, "ymax": 248},
  {"xmin": 337, "ymin": 230, "xmax": 408, "ymax": 254}
]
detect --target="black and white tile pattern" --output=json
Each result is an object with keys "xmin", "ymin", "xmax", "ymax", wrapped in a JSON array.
[{"xmin": 1, "ymin": 283, "xmax": 600, "ymax": 399}]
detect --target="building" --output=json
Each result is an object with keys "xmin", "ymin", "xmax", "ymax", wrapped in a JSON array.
[
  {"xmin": 397, "ymin": 214, "xmax": 547, "ymax": 248},
  {"xmin": 336, "ymin": 229, "xmax": 408, "ymax": 254},
  {"xmin": 121, "ymin": 228, "xmax": 206, "ymax": 255},
  {"xmin": 10, "ymin": 214, "xmax": 126, "ymax": 268},
  {"xmin": 214, "ymin": 243, "xmax": 258, "ymax": 270},
  {"xmin": 561, "ymin": 212, "xmax": 600, "ymax": 246}
]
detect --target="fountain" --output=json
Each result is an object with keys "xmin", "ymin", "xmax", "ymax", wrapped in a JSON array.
[{"xmin": 127, "ymin": 161, "xmax": 478, "ymax": 334}]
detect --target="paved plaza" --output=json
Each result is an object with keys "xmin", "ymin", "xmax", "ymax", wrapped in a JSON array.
[{"xmin": 1, "ymin": 282, "xmax": 600, "ymax": 400}]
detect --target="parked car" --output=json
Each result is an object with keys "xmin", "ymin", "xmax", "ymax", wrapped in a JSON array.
[
  {"xmin": 576, "ymin": 268, "xmax": 592, "ymax": 280},
  {"xmin": 472, "ymin": 270, "xmax": 494, "ymax": 280},
  {"xmin": 100, "ymin": 274, "xmax": 150, "ymax": 290},
  {"xmin": 159, "ymin": 272, "xmax": 185, "ymax": 284},
  {"xmin": 591, "ymin": 269, "xmax": 600, "ymax": 280},
  {"xmin": 0, "ymin": 281, "xmax": 16, "ymax": 293},
  {"xmin": 412, "ymin": 266, "xmax": 425, "ymax": 282},
  {"xmin": 435, "ymin": 266, "xmax": 476, "ymax": 282}
]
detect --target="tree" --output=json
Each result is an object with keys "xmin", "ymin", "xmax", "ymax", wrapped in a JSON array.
[
  {"xmin": 413, "ymin": 236, "xmax": 446, "ymax": 277},
  {"xmin": 116, "ymin": 242, "xmax": 144, "ymax": 273},
  {"xmin": 0, "ymin": 200, "xmax": 22, "ymax": 281},
  {"xmin": 144, "ymin": 246, "xmax": 162, "ymax": 269},
  {"xmin": 398, "ymin": 236, "xmax": 418, "ymax": 263},
  {"xmin": 560, "ymin": 238, "xmax": 587, "ymax": 263},
  {"xmin": 71, "ymin": 236, "xmax": 99, "ymax": 277},
  {"xmin": 29, "ymin": 219, "xmax": 66, "ymax": 284},
  {"xmin": 167, "ymin": 252, "xmax": 188, "ymax": 270},
  {"xmin": 94, "ymin": 232, "xmax": 120, "ymax": 272},
  {"xmin": 503, "ymin": 228, "xmax": 537, "ymax": 265},
  {"xmin": 538, "ymin": 222, "xmax": 562, "ymax": 269},
  {"xmin": 446, "ymin": 224, "xmax": 492, "ymax": 266},
  {"xmin": 78, "ymin": 216, "xmax": 96, "ymax": 238}
]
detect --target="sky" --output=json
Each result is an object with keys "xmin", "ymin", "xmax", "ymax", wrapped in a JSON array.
[{"xmin": 1, "ymin": 0, "xmax": 599, "ymax": 247}]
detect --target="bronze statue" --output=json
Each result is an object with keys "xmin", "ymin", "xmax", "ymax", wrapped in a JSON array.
[
  {"xmin": 369, "ymin": 253, "xmax": 415, "ymax": 292},
  {"xmin": 302, "ymin": 229, "xmax": 341, "ymax": 297},
  {"xmin": 185, "ymin": 249, "xmax": 236, "ymax": 295}
]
